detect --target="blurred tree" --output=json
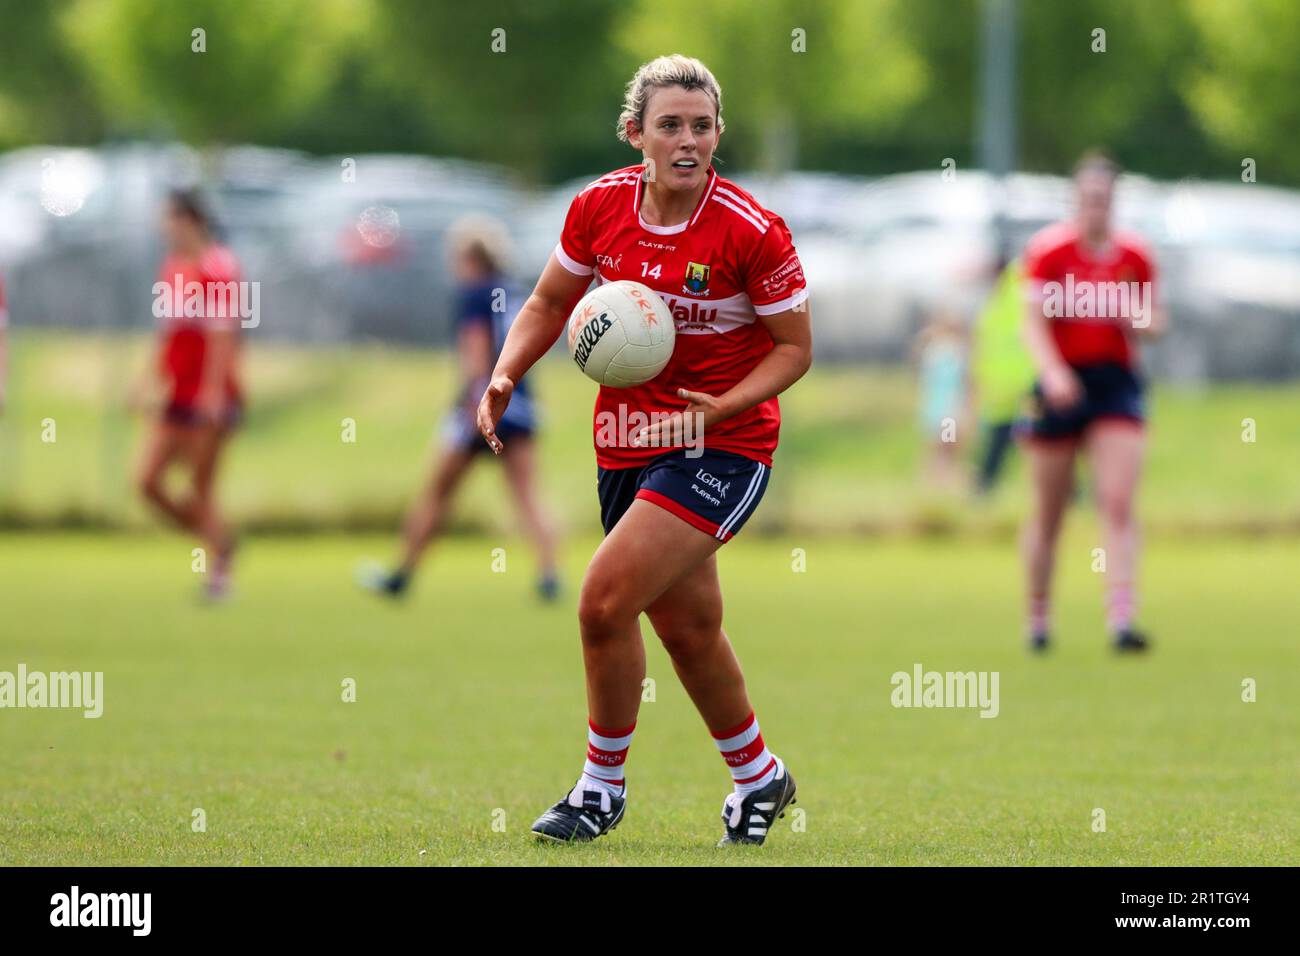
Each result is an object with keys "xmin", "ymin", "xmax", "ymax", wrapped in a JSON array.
[
  {"xmin": 1183, "ymin": 0, "xmax": 1300, "ymax": 183},
  {"xmin": 369, "ymin": 0, "xmax": 629, "ymax": 182},
  {"xmin": 59, "ymin": 0, "xmax": 365, "ymax": 144},
  {"xmin": 0, "ymin": 0, "xmax": 105, "ymax": 147},
  {"xmin": 615, "ymin": 0, "xmax": 928, "ymax": 175},
  {"xmin": 1016, "ymin": 0, "xmax": 1208, "ymax": 178},
  {"xmin": 0, "ymin": 0, "xmax": 1295, "ymax": 188}
]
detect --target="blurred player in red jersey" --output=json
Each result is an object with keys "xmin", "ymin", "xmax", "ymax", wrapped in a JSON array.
[
  {"xmin": 1016, "ymin": 151, "xmax": 1167, "ymax": 653},
  {"xmin": 477, "ymin": 55, "xmax": 812, "ymax": 846},
  {"xmin": 132, "ymin": 190, "xmax": 243, "ymax": 600}
]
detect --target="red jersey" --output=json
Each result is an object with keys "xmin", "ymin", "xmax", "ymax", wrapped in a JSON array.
[
  {"xmin": 556, "ymin": 164, "xmax": 808, "ymax": 468},
  {"xmin": 1022, "ymin": 221, "xmax": 1157, "ymax": 369},
  {"xmin": 155, "ymin": 245, "xmax": 243, "ymax": 405}
]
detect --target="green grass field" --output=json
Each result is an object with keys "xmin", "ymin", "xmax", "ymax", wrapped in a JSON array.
[
  {"xmin": 2, "ymin": 528, "xmax": 1296, "ymax": 866},
  {"xmin": 3, "ymin": 332, "xmax": 1300, "ymax": 535}
]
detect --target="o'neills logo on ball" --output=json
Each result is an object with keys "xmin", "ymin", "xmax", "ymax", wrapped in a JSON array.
[{"xmin": 572, "ymin": 311, "xmax": 613, "ymax": 371}]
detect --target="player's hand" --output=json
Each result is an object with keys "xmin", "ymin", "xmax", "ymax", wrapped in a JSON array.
[
  {"xmin": 476, "ymin": 374, "xmax": 515, "ymax": 455},
  {"xmin": 1041, "ymin": 364, "xmax": 1083, "ymax": 411},
  {"xmin": 195, "ymin": 387, "xmax": 224, "ymax": 428},
  {"xmin": 1132, "ymin": 306, "xmax": 1168, "ymax": 337},
  {"xmin": 125, "ymin": 379, "xmax": 152, "ymax": 415},
  {"xmin": 630, "ymin": 387, "xmax": 726, "ymax": 449}
]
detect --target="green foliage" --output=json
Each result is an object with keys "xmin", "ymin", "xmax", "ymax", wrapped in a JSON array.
[
  {"xmin": 0, "ymin": 0, "xmax": 1297, "ymax": 182},
  {"xmin": 615, "ymin": 0, "xmax": 929, "ymax": 173},
  {"xmin": 1183, "ymin": 0, "xmax": 1300, "ymax": 182},
  {"xmin": 368, "ymin": 0, "xmax": 630, "ymax": 180},
  {"xmin": 58, "ymin": 0, "xmax": 366, "ymax": 142}
]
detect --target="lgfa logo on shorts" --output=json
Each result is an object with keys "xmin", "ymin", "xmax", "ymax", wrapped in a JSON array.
[
  {"xmin": 50, "ymin": 886, "xmax": 151, "ymax": 936},
  {"xmin": 694, "ymin": 468, "xmax": 730, "ymax": 499}
]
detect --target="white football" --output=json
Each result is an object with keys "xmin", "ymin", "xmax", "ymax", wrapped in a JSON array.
[{"xmin": 567, "ymin": 280, "xmax": 675, "ymax": 387}]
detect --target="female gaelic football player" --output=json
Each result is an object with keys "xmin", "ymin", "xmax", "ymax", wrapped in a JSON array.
[
  {"xmin": 477, "ymin": 55, "xmax": 812, "ymax": 846},
  {"xmin": 1017, "ymin": 151, "xmax": 1166, "ymax": 653},
  {"xmin": 133, "ymin": 190, "xmax": 243, "ymax": 600},
  {"xmin": 358, "ymin": 216, "xmax": 559, "ymax": 600}
]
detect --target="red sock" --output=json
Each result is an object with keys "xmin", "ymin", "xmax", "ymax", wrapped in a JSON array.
[
  {"xmin": 1106, "ymin": 581, "xmax": 1135, "ymax": 633},
  {"xmin": 1028, "ymin": 592, "xmax": 1050, "ymax": 636},
  {"xmin": 711, "ymin": 711, "xmax": 778, "ymax": 795},
  {"xmin": 581, "ymin": 719, "xmax": 634, "ymax": 796}
]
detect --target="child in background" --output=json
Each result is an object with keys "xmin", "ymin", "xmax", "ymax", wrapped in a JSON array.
[{"xmin": 915, "ymin": 311, "xmax": 970, "ymax": 491}]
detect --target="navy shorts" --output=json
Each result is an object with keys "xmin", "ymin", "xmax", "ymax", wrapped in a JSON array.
[
  {"xmin": 597, "ymin": 448, "xmax": 770, "ymax": 542},
  {"xmin": 1015, "ymin": 362, "xmax": 1145, "ymax": 442},
  {"xmin": 164, "ymin": 401, "xmax": 243, "ymax": 431},
  {"xmin": 443, "ymin": 409, "xmax": 534, "ymax": 454}
]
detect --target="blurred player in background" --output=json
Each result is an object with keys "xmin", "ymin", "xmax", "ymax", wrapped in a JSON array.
[
  {"xmin": 1017, "ymin": 151, "xmax": 1166, "ymax": 653},
  {"xmin": 914, "ymin": 310, "xmax": 969, "ymax": 490},
  {"xmin": 971, "ymin": 256, "xmax": 1034, "ymax": 495},
  {"xmin": 132, "ymin": 190, "xmax": 243, "ymax": 600},
  {"xmin": 358, "ymin": 215, "xmax": 559, "ymax": 600},
  {"xmin": 477, "ymin": 55, "xmax": 812, "ymax": 847}
]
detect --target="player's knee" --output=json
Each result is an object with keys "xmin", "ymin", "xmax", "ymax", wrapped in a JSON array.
[
  {"xmin": 577, "ymin": 580, "xmax": 636, "ymax": 641},
  {"xmin": 137, "ymin": 468, "xmax": 164, "ymax": 502},
  {"xmin": 1099, "ymin": 493, "xmax": 1134, "ymax": 527},
  {"xmin": 653, "ymin": 614, "xmax": 721, "ymax": 661},
  {"xmin": 647, "ymin": 608, "xmax": 722, "ymax": 660},
  {"xmin": 1028, "ymin": 508, "xmax": 1064, "ymax": 541}
]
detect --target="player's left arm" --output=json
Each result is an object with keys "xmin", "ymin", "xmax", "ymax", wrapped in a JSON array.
[
  {"xmin": 691, "ymin": 305, "xmax": 813, "ymax": 425},
  {"xmin": 195, "ymin": 250, "xmax": 240, "ymax": 423},
  {"xmin": 197, "ymin": 327, "xmax": 237, "ymax": 421},
  {"xmin": 633, "ymin": 221, "xmax": 813, "ymax": 446},
  {"xmin": 633, "ymin": 304, "xmax": 812, "ymax": 446},
  {"xmin": 1129, "ymin": 244, "xmax": 1167, "ymax": 338}
]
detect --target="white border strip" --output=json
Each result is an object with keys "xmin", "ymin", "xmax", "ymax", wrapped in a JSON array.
[{"xmin": 553, "ymin": 242, "xmax": 594, "ymax": 276}]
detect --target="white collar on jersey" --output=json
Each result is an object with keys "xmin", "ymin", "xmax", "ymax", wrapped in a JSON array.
[{"xmin": 633, "ymin": 165, "xmax": 718, "ymax": 235}]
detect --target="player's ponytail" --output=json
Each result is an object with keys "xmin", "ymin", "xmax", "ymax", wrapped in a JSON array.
[{"xmin": 616, "ymin": 54, "xmax": 725, "ymax": 143}]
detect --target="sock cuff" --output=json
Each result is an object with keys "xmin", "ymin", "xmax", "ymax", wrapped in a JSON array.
[
  {"xmin": 710, "ymin": 711, "xmax": 756, "ymax": 741},
  {"xmin": 588, "ymin": 718, "xmax": 636, "ymax": 738}
]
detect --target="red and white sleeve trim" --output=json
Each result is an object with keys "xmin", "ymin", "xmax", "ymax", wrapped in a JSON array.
[
  {"xmin": 553, "ymin": 242, "xmax": 595, "ymax": 277},
  {"xmin": 753, "ymin": 286, "xmax": 809, "ymax": 316}
]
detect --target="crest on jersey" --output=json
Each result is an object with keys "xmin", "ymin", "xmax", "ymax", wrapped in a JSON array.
[{"xmin": 683, "ymin": 261, "xmax": 711, "ymax": 296}]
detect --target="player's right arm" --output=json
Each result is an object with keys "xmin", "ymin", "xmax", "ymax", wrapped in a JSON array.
[
  {"xmin": 476, "ymin": 252, "xmax": 590, "ymax": 453},
  {"xmin": 1020, "ymin": 236, "xmax": 1081, "ymax": 410}
]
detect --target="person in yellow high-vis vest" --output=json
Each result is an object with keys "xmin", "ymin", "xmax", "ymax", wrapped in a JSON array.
[{"xmin": 971, "ymin": 256, "xmax": 1035, "ymax": 494}]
